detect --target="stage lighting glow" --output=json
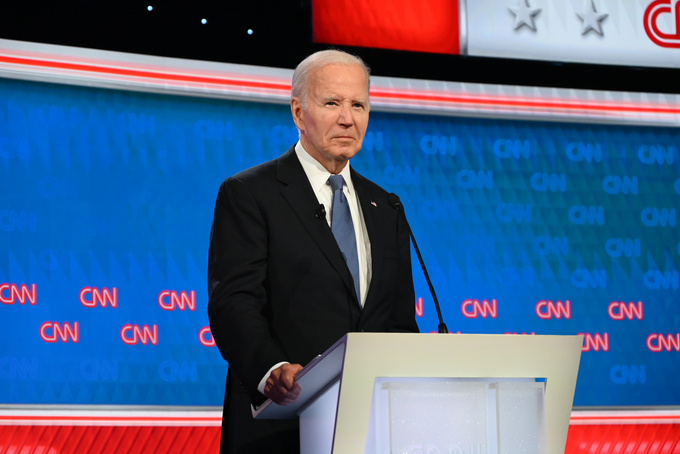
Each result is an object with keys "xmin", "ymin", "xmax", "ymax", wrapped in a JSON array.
[
  {"xmin": 147, "ymin": 5, "xmax": 153, "ymax": 11},
  {"xmin": 247, "ymin": 29, "xmax": 253, "ymax": 35},
  {"xmin": 201, "ymin": 18, "xmax": 207, "ymax": 24}
]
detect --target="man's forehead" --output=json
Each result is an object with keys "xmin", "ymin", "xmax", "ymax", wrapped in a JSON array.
[
  {"xmin": 309, "ymin": 74, "xmax": 367, "ymax": 104},
  {"xmin": 311, "ymin": 64, "xmax": 367, "ymax": 87}
]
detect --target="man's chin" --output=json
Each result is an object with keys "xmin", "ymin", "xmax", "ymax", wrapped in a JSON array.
[{"xmin": 329, "ymin": 144, "xmax": 361, "ymax": 160}]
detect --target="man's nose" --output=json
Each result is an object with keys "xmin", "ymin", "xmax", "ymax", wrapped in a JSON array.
[{"xmin": 337, "ymin": 102, "xmax": 354, "ymax": 127}]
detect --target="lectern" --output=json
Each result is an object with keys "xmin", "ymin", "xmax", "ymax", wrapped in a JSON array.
[{"xmin": 254, "ymin": 333, "xmax": 582, "ymax": 454}]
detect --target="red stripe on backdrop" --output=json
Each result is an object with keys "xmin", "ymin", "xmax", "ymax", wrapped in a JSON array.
[
  {"xmin": 565, "ymin": 424, "xmax": 680, "ymax": 454},
  {"xmin": 2, "ymin": 424, "xmax": 680, "ymax": 453},
  {"xmin": 312, "ymin": 0, "xmax": 460, "ymax": 55},
  {"xmin": 1, "ymin": 415, "xmax": 221, "ymax": 422},
  {"xmin": 369, "ymin": 90, "xmax": 680, "ymax": 115},
  {"xmin": 571, "ymin": 415, "xmax": 680, "ymax": 422},
  {"xmin": 0, "ymin": 425, "xmax": 221, "ymax": 454},
  {"xmin": 0, "ymin": 55, "xmax": 291, "ymax": 91}
]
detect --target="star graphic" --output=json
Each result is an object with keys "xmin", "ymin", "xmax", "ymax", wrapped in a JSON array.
[
  {"xmin": 576, "ymin": 0, "xmax": 608, "ymax": 36},
  {"xmin": 509, "ymin": 0, "xmax": 542, "ymax": 31}
]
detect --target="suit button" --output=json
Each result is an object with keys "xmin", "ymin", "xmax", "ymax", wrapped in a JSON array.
[{"xmin": 360, "ymin": 329, "xmax": 365, "ymax": 332}]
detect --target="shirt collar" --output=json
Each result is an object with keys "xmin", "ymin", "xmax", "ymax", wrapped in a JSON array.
[{"xmin": 295, "ymin": 141, "xmax": 354, "ymax": 196}]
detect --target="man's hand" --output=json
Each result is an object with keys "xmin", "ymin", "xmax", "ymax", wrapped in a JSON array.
[{"xmin": 264, "ymin": 363, "xmax": 304, "ymax": 405}]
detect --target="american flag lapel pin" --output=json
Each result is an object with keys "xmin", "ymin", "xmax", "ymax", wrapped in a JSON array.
[{"xmin": 371, "ymin": 201, "xmax": 377, "ymax": 207}]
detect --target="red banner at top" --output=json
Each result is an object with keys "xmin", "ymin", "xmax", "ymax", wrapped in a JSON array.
[{"xmin": 312, "ymin": 0, "xmax": 460, "ymax": 55}]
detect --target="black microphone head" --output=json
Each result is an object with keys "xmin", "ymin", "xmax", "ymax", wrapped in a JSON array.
[
  {"xmin": 387, "ymin": 193, "xmax": 402, "ymax": 211},
  {"xmin": 315, "ymin": 203, "xmax": 326, "ymax": 218}
]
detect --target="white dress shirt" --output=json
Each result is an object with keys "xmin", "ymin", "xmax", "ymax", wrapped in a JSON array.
[{"xmin": 256, "ymin": 141, "xmax": 372, "ymax": 396}]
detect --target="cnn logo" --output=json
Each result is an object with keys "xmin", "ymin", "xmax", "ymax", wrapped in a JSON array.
[
  {"xmin": 120, "ymin": 324, "xmax": 158, "ymax": 345},
  {"xmin": 608, "ymin": 302, "xmax": 643, "ymax": 320},
  {"xmin": 535, "ymin": 300, "xmax": 570, "ymax": 319},
  {"xmin": 158, "ymin": 290, "xmax": 195, "ymax": 311},
  {"xmin": 461, "ymin": 299, "xmax": 497, "ymax": 318},
  {"xmin": 0, "ymin": 283, "xmax": 36, "ymax": 305},
  {"xmin": 80, "ymin": 287, "xmax": 117, "ymax": 308},
  {"xmin": 646, "ymin": 334, "xmax": 680, "ymax": 352},
  {"xmin": 40, "ymin": 322, "xmax": 79, "ymax": 343}
]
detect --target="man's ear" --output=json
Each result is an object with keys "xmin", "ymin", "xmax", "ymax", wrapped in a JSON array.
[{"xmin": 291, "ymin": 97, "xmax": 305, "ymax": 133}]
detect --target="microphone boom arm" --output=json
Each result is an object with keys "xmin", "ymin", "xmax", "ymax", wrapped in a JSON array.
[{"xmin": 388, "ymin": 194, "xmax": 449, "ymax": 334}]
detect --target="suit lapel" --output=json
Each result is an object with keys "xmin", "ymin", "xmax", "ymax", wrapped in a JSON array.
[
  {"xmin": 276, "ymin": 147, "xmax": 358, "ymax": 301},
  {"xmin": 351, "ymin": 168, "xmax": 385, "ymax": 312}
]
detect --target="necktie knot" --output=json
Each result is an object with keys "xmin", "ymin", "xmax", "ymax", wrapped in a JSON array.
[{"xmin": 328, "ymin": 174, "xmax": 344, "ymax": 192}]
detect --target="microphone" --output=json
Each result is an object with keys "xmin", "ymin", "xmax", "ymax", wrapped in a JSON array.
[
  {"xmin": 315, "ymin": 204, "xmax": 326, "ymax": 220},
  {"xmin": 387, "ymin": 193, "xmax": 449, "ymax": 334}
]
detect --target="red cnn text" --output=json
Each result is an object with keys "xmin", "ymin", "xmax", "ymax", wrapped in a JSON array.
[
  {"xmin": 79, "ymin": 287, "xmax": 118, "ymax": 308},
  {"xmin": 415, "ymin": 297, "xmax": 424, "ymax": 317},
  {"xmin": 199, "ymin": 327, "xmax": 216, "ymax": 347},
  {"xmin": 0, "ymin": 283, "xmax": 36, "ymax": 305},
  {"xmin": 120, "ymin": 324, "xmax": 158, "ymax": 345},
  {"xmin": 158, "ymin": 290, "xmax": 196, "ymax": 311},
  {"xmin": 647, "ymin": 333, "xmax": 680, "ymax": 352},
  {"xmin": 461, "ymin": 299, "xmax": 497, "ymax": 318},
  {"xmin": 579, "ymin": 333, "xmax": 609, "ymax": 352},
  {"xmin": 608, "ymin": 301, "xmax": 643, "ymax": 320},
  {"xmin": 535, "ymin": 300, "xmax": 571, "ymax": 319},
  {"xmin": 40, "ymin": 322, "xmax": 79, "ymax": 343}
]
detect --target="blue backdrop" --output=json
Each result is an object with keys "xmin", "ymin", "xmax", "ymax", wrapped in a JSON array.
[{"xmin": 0, "ymin": 77, "xmax": 678, "ymax": 407}]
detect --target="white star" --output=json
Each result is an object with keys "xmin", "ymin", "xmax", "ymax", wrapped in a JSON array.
[
  {"xmin": 576, "ymin": 0, "xmax": 608, "ymax": 36},
  {"xmin": 509, "ymin": 0, "xmax": 542, "ymax": 31}
]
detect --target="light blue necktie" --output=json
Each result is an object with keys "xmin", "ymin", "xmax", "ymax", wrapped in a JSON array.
[{"xmin": 328, "ymin": 175, "xmax": 361, "ymax": 305}]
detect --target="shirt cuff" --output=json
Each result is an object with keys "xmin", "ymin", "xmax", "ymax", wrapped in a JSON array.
[{"xmin": 257, "ymin": 361, "xmax": 290, "ymax": 395}]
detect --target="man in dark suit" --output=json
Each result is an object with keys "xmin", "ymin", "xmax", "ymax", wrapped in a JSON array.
[{"xmin": 208, "ymin": 50, "xmax": 419, "ymax": 454}]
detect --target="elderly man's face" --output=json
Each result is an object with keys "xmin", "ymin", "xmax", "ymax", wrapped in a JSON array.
[{"xmin": 292, "ymin": 64, "xmax": 369, "ymax": 173}]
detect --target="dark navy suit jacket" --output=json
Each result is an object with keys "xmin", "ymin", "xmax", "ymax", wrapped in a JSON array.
[{"xmin": 208, "ymin": 145, "xmax": 419, "ymax": 453}]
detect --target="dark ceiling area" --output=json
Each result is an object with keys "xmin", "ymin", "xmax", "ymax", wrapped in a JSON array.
[{"xmin": 0, "ymin": 0, "xmax": 677, "ymax": 94}]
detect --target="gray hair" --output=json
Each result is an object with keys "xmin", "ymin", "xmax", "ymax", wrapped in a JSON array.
[{"xmin": 291, "ymin": 50, "xmax": 371, "ymax": 107}]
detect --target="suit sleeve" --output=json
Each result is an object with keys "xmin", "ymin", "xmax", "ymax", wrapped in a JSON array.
[
  {"xmin": 207, "ymin": 176, "xmax": 288, "ymax": 403},
  {"xmin": 386, "ymin": 204, "xmax": 420, "ymax": 333}
]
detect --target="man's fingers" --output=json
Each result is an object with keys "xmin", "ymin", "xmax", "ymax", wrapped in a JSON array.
[
  {"xmin": 268, "ymin": 367, "xmax": 283, "ymax": 381},
  {"xmin": 279, "ymin": 363, "xmax": 303, "ymax": 390},
  {"xmin": 263, "ymin": 363, "xmax": 304, "ymax": 405},
  {"xmin": 280, "ymin": 371, "xmax": 296, "ymax": 389}
]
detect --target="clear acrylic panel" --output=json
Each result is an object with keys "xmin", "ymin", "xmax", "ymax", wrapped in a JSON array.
[
  {"xmin": 495, "ymin": 382, "xmax": 547, "ymax": 454},
  {"xmin": 383, "ymin": 381, "xmax": 488, "ymax": 454}
]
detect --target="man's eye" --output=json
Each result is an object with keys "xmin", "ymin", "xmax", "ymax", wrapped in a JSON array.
[
  {"xmin": 353, "ymin": 103, "xmax": 364, "ymax": 109},
  {"xmin": 326, "ymin": 101, "xmax": 337, "ymax": 106}
]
